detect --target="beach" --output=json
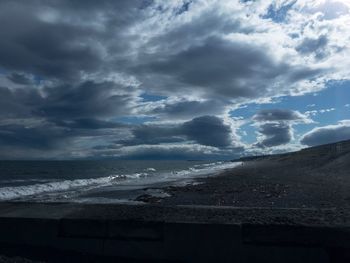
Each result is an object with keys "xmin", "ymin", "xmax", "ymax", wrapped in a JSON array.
[
  {"xmin": 137, "ymin": 140, "xmax": 350, "ymax": 210},
  {"xmin": 0, "ymin": 140, "xmax": 350, "ymax": 262}
]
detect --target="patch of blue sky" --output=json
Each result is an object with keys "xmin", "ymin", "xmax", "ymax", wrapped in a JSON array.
[
  {"xmin": 237, "ymin": 122, "xmax": 257, "ymax": 144},
  {"xmin": 263, "ymin": 1, "xmax": 296, "ymax": 23},
  {"xmin": 232, "ymin": 80, "xmax": 350, "ymax": 121},
  {"xmin": 175, "ymin": 1, "xmax": 191, "ymax": 15},
  {"xmin": 230, "ymin": 104, "xmax": 262, "ymax": 119},
  {"xmin": 281, "ymin": 81, "xmax": 350, "ymax": 126},
  {"xmin": 231, "ymin": 80, "xmax": 350, "ymax": 143}
]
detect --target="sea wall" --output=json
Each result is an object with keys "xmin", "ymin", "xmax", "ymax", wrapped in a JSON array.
[{"xmin": 0, "ymin": 202, "xmax": 349, "ymax": 262}]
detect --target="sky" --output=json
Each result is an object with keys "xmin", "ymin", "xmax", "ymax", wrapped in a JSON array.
[{"xmin": 0, "ymin": 0, "xmax": 349, "ymax": 160}]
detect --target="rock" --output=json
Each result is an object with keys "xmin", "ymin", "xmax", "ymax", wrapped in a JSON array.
[{"xmin": 135, "ymin": 194, "xmax": 162, "ymax": 203}]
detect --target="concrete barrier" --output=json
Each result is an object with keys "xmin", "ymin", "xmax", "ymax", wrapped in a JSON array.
[{"xmin": 0, "ymin": 202, "xmax": 349, "ymax": 262}]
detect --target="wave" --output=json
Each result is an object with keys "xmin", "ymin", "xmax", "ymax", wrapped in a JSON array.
[
  {"xmin": 145, "ymin": 167, "xmax": 156, "ymax": 172},
  {"xmin": 169, "ymin": 161, "xmax": 241, "ymax": 179},
  {"xmin": 0, "ymin": 172, "xmax": 148, "ymax": 201},
  {"xmin": 0, "ymin": 161, "xmax": 242, "ymax": 201}
]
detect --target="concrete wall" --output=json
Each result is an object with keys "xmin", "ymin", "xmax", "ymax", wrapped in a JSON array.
[{"xmin": 0, "ymin": 203, "xmax": 349, "ymax": 262}]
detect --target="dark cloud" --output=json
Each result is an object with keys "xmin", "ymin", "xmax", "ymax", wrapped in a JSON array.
[
  {"xmin": 0, "ymin": 117, "xmax": 131, "ymax": 159},
  {"xmin": 137, "ymin": 37, "xmax": 283, "ymax": 98},
  {"xmin": 296, "ymin": 35, "xmax": 329, "ymax": 59},
  {"xmin": 256, "ymin": 122, "xmax": 292, "ymax": 148},
  {"xmin": 252, "ymin": 109, "xmax": 309, "ymax": 148},
  {"xmin": 0, "ymin": 118, "xmax": 127, "ymax": 150},
  {"xmin": 0, "ymin": 0, "xmax": 145, "ymax": 81},
  {"xmin": 149, "ymin": 99, "xmax": 225, "ymax": 119},
  {"xmin": 146, "ymin": 7, "xmax": 247, "ymax": 54},
  {"xmin": 0, "ymin": 1, "xmax": 342, "ymax": 159},
  {"xmin": 0, "ymin": 81, "xmax": 134, "ymax": 157},
  {"xmin": 253, "ymin": 109, "xmax": 308, "ymax": 122},
  {"xmin": 182, "ymin": 116, "xmax": 232, "ymax": 148},
  {"xmin": 118, "ymin": 116, "xmax": 234, "ymax": 148},
  {"xmin": 300, "ymin": 122, "xmax": 350, "ymax": 146},
  {"xmin": 0, "ymin": 123, "xmax": 68, "ymax": 150},
  {"xmin": 0, "ymin": 10, "xmax": 99, "ymax": 81},
  {"xmin": 7, "ymin": 73, "xmax": 33, "ymax": 85},
  {"xmin": 119, "ymin": 125, "xmax": 185, "ymax": 146},
  {"xmin": 0, "ymin": 0, "xmax": 147, "ymax": 158},
  {"xmin": 296, "ymin": 35, "xmax": 328, "ymax": 54},
  {"xmin": 112, "ymin": 146, "xmax": 236, "ymax": 160},
  {"xmin": 51, "ymin": 118, "xmax": 126, "ymax": 130},
  {"xmin": 136, "ymin": 36, "xmax": 325, "ymax": 100},
  {"xmin": 0, "ymin": 86, "xmax": 42, "ymax": 118},
  {"xmin": 39, "ymin": 81, "xmax": 135, "ymax": 119},
  {"xmin": 0, "ymin": 80, "xmax": 135, "ymax": 121}
]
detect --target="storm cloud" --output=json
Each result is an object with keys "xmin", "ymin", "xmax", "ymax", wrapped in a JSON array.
[
  {"xmin": 0, "ymin": 0, "xmax": 348, "ymax": 158},
  {"xmin": 255, "ymin": 122, "xmax": 293, "ymax": 148},
  {"xmin": 253, "ymin": 109, "xmax": 309, "ymax": 122},
  {"xmin": 301, "ymin": 121, "xmax": 350, "ymax": 146},
  {"xmin": 136, "ymin": 36, "xmax": 325, "ymax": 100},
  {"xmin": 147, "ymin": 99, "xmax": 225, "ymax": 119},
  {"xmin": 0, "ymin": 0, "xmax": 144, "ymax": 81},
  {"xmin": 182, "ymin": 116, "xmax": 233, "ymax": 148},
  {"xmin": 252, "ymin": 109, "xmax": 310, "ymax": 148},
  {"xmin": 118, "ymin": 116, "xmax": 235, "ymax": 148}
]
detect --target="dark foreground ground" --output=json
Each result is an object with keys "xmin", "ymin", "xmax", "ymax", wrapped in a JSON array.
[
  {"xmin": 0, "ymin": 202, "xmax": 349, "ymax": 263},
  {"xmin": 1, "ymin": 140, "xmax": 350, "ymax": 262}
]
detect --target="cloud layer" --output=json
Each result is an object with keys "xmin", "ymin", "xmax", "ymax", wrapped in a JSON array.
[
  {"xmin": 252, "ymin": 109, "xmax": 310, "ymax": 148},
  {"xmin": 0, "ymin": 0, "xmax": 349, "ymax": 158},
  {"xmin": 301, "ymin": 121, "xmax": 350, "ymax": 146}
]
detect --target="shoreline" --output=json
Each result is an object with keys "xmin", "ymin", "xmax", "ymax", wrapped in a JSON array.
[
  {"xmin": 1, "ymin": 140, "xmax": 350, "ymax": 261},
  {"xmin": 0, "ymin": 161, "xmax": 239, "ymax": 203},
  {"xmin": 152, "ymin": 145, "xmax": 350, "ymax": 209}
]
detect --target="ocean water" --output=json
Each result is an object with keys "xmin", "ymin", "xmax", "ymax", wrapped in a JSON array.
[{"xmin": 0, "ymin": 160, "xmax": 240, "ymax": 203}]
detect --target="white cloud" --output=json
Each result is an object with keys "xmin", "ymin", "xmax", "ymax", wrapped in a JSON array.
[
  {"xmin": 0, "ymin": 0, "xmax": 349, "ymax": 158},
  {"xmin": 305, "ymin": 107, "xmax": 336, "ymax": 116}
]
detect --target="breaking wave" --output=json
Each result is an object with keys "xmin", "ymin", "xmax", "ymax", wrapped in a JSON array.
[
  {"xmin": 0, "ymin": 161, "xmax": 241, "ymax": 201},
  {"xmin": 0, "ymin": 173, "xmax": 145, "ymax": 201}
]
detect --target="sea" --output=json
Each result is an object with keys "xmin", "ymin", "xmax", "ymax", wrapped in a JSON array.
[{"xmin": 0, "ymin": 160, "xmax": 240, "ymax": 203}]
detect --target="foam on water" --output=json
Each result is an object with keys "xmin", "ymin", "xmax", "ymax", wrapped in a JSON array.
[
  {"xmin": 0, "ymin": 174, "xmax": 123, "ymax": 200},
  {"xmin": 0, "ymin": 161, "xmax": 242, "ymax": 201},
  {"xmin": 145, "ymin": 167, "xmax": 156, "ymax": 172}
]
